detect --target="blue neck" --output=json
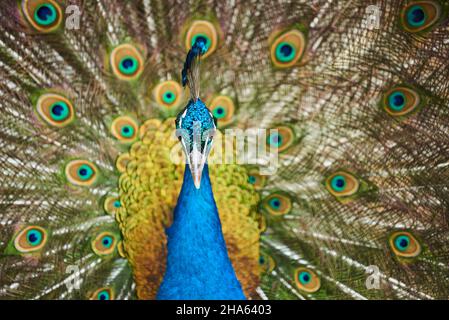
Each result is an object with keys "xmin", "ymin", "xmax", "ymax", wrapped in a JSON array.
[{"xmin": 157, "ymin": 165, "xmax": 245, "ymax": 300}]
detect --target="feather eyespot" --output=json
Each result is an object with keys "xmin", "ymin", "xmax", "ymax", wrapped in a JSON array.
[
  {"xmin": 209, "ymin": 96, "xmax": 235, "ymax": 127},
  {"xmin": 400, "ymin": 1, "xmax": 442, "ymax": 33},
  {"xmin": 103, "ymin": 196, "xmax": 121, "ymax": 215},
  {"xmin": 91, "ymin": 232, "xmax": 118, "ymax": 256},
  {"xmin": 110, "ymin": 44, "xmax": 144, "ymax": 80},
  {"xmin": 325, "ymin": 170, "xmax": 376, "ymax": 203},
  {"xmin": 270, "ymin": 28, "xmax": 306, "ymax": 68},
  {"xmin": 266, "ymin": 126, "xmax": 296, "ymax": 152},
  {"xmin": 154, "ymin": 81, "xmax": 183, "ymax": 109},
  {"xmin": 162, "ymin": 91, "xmax": 176, "ymax": 104},
  {"xmin": 259, "ymin": 253, "xmax": 276, "ymax": 273},
  {"xmin": 110, "ymin": 116, "xmax": 138, "ymax": 143},
  {"xmin": 91, "ymin": 288, "xmax": 114, "ymax": 300},
  {"xmin": 262, "ymin": 192, "xmax": 292, "ymax": 216},
  {"xmin": 65, "ymin": 160, "xmax": 98, "ymax": 187},
  {"xmin": 389, "ymin": 231, "xmax": 422, "ymax": 258},
  {"xmin": 21, "ymin": 0, "xmax": 63, "ymax": 32},
  {"xmin": 13, "ymin": 226, "xmax": 48, "ymax": 253},
  {"xmin": 185, "ymin": 20, "xmax": 218, "ymax": 58},
  {"xmin": 294, "ymin": 268, "xmax": 320, "ymax": 293},
  {"xmin": 325, "ymin": 171, "xmax": 360, "ymax": 197},
  {"xmin": 382, "ymin": 86, "xmax": 422, "ymax": 117},
  {"xmin": 247, "ymin": 169, "xmax": 267, "ymax": 190},
  {"xmin": 36, "ymin": 93, "xmax": 75, "ymax": 128}
]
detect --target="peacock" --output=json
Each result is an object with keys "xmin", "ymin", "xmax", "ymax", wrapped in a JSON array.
[
  {"xmin": 157, "ymin": 39, "xmax": 246, "ymax": 299},
  {"xmin": 0, "ymin": 0, "xmax": 449, "ymax": 300}
]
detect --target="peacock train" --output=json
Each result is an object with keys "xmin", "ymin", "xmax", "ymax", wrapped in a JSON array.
[{"xmin": 0, "ymin": 0, "xmax": 449, "ymax": 300}]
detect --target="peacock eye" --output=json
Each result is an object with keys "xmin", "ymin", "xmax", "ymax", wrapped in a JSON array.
[
  {"xmin": 262, "ymin": 192, "xmax": 292, "ymax": 216},
  {"xmin": 154, "ymin": 81, "xmax": 183, "ymax": 109},
  {"xmin": 298, "ymin": 271, "xmax": 312, "ymax": 284},
  {"xmin": 97, "ymin": 290, "xmax": 110, "ymax": 300},
  {"xmin": 382, "ymin": 86, "xmax": 421, "ymax": 117},
  {"xmin": 110, "ymin": 116, "xmax": 138, "ymax": 143},
  {"xmin": 326, "ymin": 171, "xmax": 360, "ymax": 198},
  {"xmin": 389, "ymin": 231, "xmax": 421, "ymax": 258},
  {"xmin": 163, "ymin": 91, "xmax": 176, "ymax": 104},
  {"xmin": 331, "ymin": 175, "xmax": 347, "ymax": 192},
  {"xmin": 185, "ymin": 20, "xmax": 218, "ymax": 58},
  {"xmin": 270, "ymin": 198, "xmax": 281, "ymax": 209},
  {"xmin": 21, "ymin": 0, "xmax": 63, "ymax": 32},
  {"xmin": 36, "ymin": 93, "xmax": 75, "ymax": 128},
  {"xmin": 247, "ymin": 169, "xmax": 267, "ymax": 190},
  {"xmin": 103, "ymin": 196, "xmax": 121, "ymax": 215},
  {"xmin": 209, "ymin": 96, "xmax": 235, "ymax": 127},
  {"xmin": 78, "ymin": 165, "xmax": 93, "ymax": 180},
  {"xmin": 388, "ymin": 91, "xmax": 406, "ymax": 111},
  {"xmin": 275, "ymin": 42, "xmax": 296, "ymax": 63},
  {"xmin": 34, "ymin": 3, "xmax": 57, "ymax": 26},
  {"xmin": 401, "ymin": 1, "xmax": 442, "ymax": 33},
  {"xmin": 294, "ymin": 267, "xmax": 320, "ymax": 293},
  {"xmin": 259, "ymin": 253, "xmax": 276, "ymax": 273},
  {"xmin": 50, "ymin": 102, "xmax": 69, "ymax": 120},
  {"xmin": 102, "ymin": 236, "xmax": 113, "ymax": 247},
  {"xmin": 13, "ymin": 226, "xmax": 48, "ymax": 253},
  {"xmin": 270, "ymin": 28, "xmax": 306, "ymax": 68},
  {"xmin": 266, "ymin": 126, "xmax": 296, "ymax": 152},
  {"xmin": 213, "ymin": 106, "xmax": 225, "ymax": 118},
  {"xmin": 91, "ymin": 232, "xmax": 118, "ymax": 256},
  {"xmin": 110, "ymin": 44, "xmax": 144, "ymax": 80},
  {"xmin": 91, "ymin": 288, "xmax": 114, "ymax": 300},
  {"xmin": 119, "ymin": 56, "xmax": 138, "ymax": 75},
  {"xmin": 65, "ymin": 160, "xmax": 98, "ymax": 187}
]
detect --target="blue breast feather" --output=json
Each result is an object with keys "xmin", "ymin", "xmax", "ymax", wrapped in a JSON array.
[{"xmin": 157, "ymin": 165, "xmax": 246, "ymax": 300}]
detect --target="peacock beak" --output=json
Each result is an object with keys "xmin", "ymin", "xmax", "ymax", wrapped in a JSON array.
[
  {"xmin": 176, "ymin": 108, "xmax": 216, "ymax": 190},
  {"xmin": 181, "ymin": 125, "xmax": 214, "ymax": 190},
  {"xmin": 188, "ymin": 147, "xmax": 205, "ymax": 189}
]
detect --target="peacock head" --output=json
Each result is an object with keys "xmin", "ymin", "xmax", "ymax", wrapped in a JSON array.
[
  {"xmin": 176, "ymin": 99, "xmax": 216, "ymax": 189},
  {"xmin": 176, "ymin": 36, "xmax": 214, "ymax": 189}
]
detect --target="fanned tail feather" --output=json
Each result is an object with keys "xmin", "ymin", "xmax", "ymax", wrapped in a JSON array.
[{"xmin": 0, "ymin": 0, "xmax": 448, "ymax": 300}]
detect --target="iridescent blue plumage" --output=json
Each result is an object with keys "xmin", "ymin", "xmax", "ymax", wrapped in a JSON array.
[{"xmin": 156, "ymin": 165, "xmax": 245, "ymax": 299}]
